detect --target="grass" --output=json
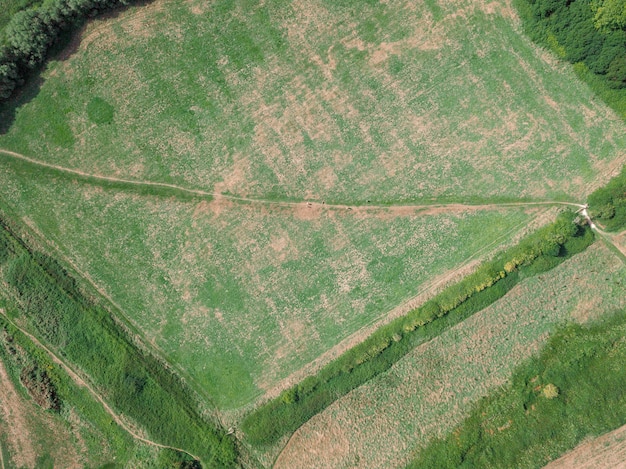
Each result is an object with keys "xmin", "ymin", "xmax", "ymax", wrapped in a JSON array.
[
  {"xmin": 0, "ymin": 217, "xmax": 238, "ymax": 467},
  {"xmin": 0, "ymin": 0, "xmax": 623, "ymax": 460},
  {"xmin": 0, "ymin": 0, "xmax": 623, "ymax": 414},
  {"xmin": 543, "ymin": 423, "xmax": 626, "ymax": 469},
  {"xmin": 0, "ymin": 162, "xmax": 539, "ymax": 409},
  {"xmin": 1, "ymin": 0, "xmax": 625, "ymax": 204},
  {"xmin": 0, "ymin": 311, "xmax": 139, "ymax": 468},
  {"xmin": 241, "ymin": 212, "xmax": 593, "ymax": 446},
  {"xmin": 272, "ymin": 242, "xmax": 626, "ymax": 469},
  {"xmin": 409, "ymin": 309, "xmax": 626, "ymax": 468}
]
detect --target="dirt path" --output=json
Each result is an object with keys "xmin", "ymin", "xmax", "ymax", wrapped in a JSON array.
[
  {"xmin": 0, "ymin": 311, "xmax": 202, "ymax": 463},
  {"xmin": 0, "ymin": 148, "xmax": 585, "ymax": 213}
]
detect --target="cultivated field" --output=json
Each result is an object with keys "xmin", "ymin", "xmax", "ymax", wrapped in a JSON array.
[
  {"xmin": 273, "ymin": 242, "xmax": 626, "ymax": 468},
  {"xmin": 0, "ymin": 0, "xmax": 624, "ymax": 453}
]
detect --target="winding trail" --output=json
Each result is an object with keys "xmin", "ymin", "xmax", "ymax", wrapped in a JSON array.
[
  {"xmin": 0, "ymin": 310, "xmax": 202, "ymax": 463},
  {"xmin": 0, "ymin": 148, "xmax": 585, "ymax": 213}
]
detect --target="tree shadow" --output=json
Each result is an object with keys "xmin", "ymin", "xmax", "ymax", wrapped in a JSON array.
[{"xmin": 0, "ymin": 0, "xmax": 153, "ymax": 135}]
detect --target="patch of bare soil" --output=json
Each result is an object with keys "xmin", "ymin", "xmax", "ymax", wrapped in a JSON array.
[
  {"xmin": 543, "ymin": 424, "xmax": 626, "ymax": 469},
  {"xmin": 0, "ymin": 359, "xmax": 36, "ymax": 468}
]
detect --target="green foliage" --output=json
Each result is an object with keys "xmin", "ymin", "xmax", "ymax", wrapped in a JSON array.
[
  {"xmin": 408, "ymin": 312, "xmax": 626, "ymax": 469},
  {"xmin": 515, "ymin": 0, "xmax": 626, "ymax": 105},
  {"xmin": 0, "ymin": 0, "xmax": 136, "ymax": 102},
  {"xmin": 588, "ymin": 166, "xmax": 626, "ymax": 231},
  {"xmin": 592, "ymin": 0, "xmax": 626, "ymax": 30},
  {"xmin": 0, "ymin": 220, "xmax": 239, "ymax": 467},
  {"xmin": 241, "ymin": 212, "xmax": 593, "ymax": 446},
  {"xmin": 87, "ymin": 97, "xmax": 114, "ymax": 124}
]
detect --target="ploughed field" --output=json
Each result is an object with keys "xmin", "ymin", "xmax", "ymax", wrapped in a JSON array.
[{"xmin": 0, "ymin": 0, "xmax": 624, "ymax": 428}]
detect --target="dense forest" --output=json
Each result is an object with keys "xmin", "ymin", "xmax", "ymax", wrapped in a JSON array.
[
  {"xmin": 516, "ymin": 0, "xmax": 626, "ymax": 88},
  {"xmin": 0, "ymin": 0, "xmax": 141, "ymax": 100}
]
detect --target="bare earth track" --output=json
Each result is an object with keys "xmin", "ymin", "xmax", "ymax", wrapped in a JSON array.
[{"xmin": 0, "ymin": 149, "xmax": 586, "ymax": 214}]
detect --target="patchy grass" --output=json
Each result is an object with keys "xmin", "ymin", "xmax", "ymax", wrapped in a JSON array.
[
  {"xmin": 0, "ymin": 0, "xmax": 624, "ymax": 458},
  {"xmin": 1, "ymin": 0, "xmax": 625, "ymax": 204},
  {"xmin": 273, "ymin": 242, "xmax": 626, "ymax": 469},
  {"xmin": 0, "ymin": 163, "xmax": 539, "ymax": 409},
  {"xmin": 544, "ymin": 423, "xmax": 626, "ymax": 469}
]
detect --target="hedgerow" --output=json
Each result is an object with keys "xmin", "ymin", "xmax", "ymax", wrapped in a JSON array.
[{"xmin": 241, "ymin": 211, "xmax": 594, "ymax": 445}]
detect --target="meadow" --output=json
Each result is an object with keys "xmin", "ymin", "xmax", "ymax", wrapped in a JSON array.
[
  {"xmin": 0, "ymin": 216, "xmax": 237, "ymax": 467},
  {"xmin": 1, "ymin": 0, "xmax": 626, "ymax": 204},
  {"xmin": 0, "ymin": 159, "xmax": 540, "ymax": 409},
  {"xmin": 273, "ymin": 242, "xmax": 626, "ymax": 468},
  {"xmin": 0, "ymin": 0, "xmax": 624, "ymax": 466}
]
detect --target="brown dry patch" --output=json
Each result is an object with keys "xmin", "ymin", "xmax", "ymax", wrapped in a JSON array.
[
  {"xmin": 187, "ymin": 0, "xmax": 209, "ymax": 15},
  {"xmin": 274, "ymin": 418, "xmax": 350, "ymax": 469},
  {"xmin": 544, "ymin": 424, "xmax": 626, "ymax": 469},
  {"xmin": 0, "ymin": 359, "xmax": 37, "ymax": 468}
]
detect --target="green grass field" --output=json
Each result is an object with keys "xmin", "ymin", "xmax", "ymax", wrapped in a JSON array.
[
  {"xmin": 273, "ymin": 242, "xmax": 626, "ymax": 468},
  {"xmin": 1, "ymin": 0, "xmax": 625, "ymax": 204},
  {"xmin": 0, "ymin": 0, "xmax": 625, "ymax": 465},
  {"xmin": 0, "ymin": 159, "xmax": 541, "ymax": 408}
]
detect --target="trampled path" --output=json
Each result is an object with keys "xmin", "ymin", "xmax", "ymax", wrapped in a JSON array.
[
  {"xmin": 0, "ymin": 148, "xmax": 586, "ymax": 213},
  {"xmin": 0, "ymin": 310, "xmax": 202, "ymax": 463}
]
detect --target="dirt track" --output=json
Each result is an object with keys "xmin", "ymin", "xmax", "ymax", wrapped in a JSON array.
[{"xmin": 0, "ymin": 148, "xmax": 585, "ymax": 214}]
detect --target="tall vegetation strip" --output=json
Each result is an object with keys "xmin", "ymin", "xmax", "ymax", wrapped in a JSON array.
[
  {"xmin": 514, "ymin": 0, "xmax": 626, "ymax": 116},
  {"xmin": 408, "ymin": 311, "xmax": 626, "ymax": 468},
  {"xmin": 0, "ymin": 218, "xmax": 239, "ymax": 468},
  {"xmin": 588, "ymin": 165, "xmax": 626, "ymax": 231},
  {"xmin": 241, "ymin": 212, "xmax": 594, "ymax": 445}
]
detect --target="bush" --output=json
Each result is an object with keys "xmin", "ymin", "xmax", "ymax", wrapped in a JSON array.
[{"xmin": 588, "ymin": 166, "xmax": 626, "ymax": 231}]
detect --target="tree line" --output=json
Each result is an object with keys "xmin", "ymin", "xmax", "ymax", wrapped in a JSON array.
[
  {"xmin": 0, "ymin": 0, "xmax": 140, "ymax": 101},
  {"xmin": 515, "ymin": 0, "xmax": 626, "ymax": 89}
]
